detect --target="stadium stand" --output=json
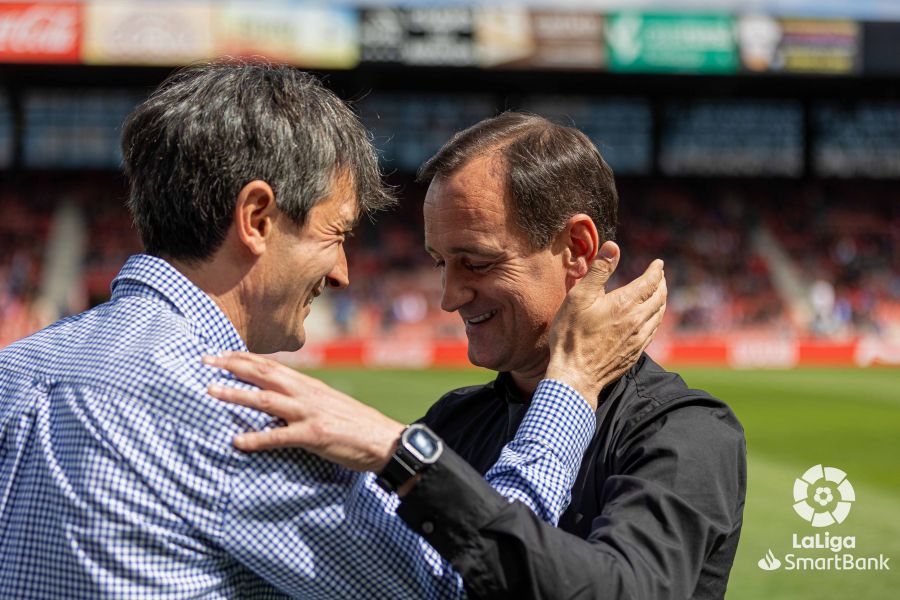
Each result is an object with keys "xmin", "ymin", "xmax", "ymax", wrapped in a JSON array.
[
  {"xmin": 2, "ymin": 173, "xmax": 896, "ymax": 350},
  {"xmin": 1, "ymin": 0, "xmax": 898, "ymax": 367}
]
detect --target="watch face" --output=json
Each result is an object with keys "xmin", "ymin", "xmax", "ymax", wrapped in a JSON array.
[{"xmin": 407, "ymin": 428, "xmax": 440, "ymax": 460}]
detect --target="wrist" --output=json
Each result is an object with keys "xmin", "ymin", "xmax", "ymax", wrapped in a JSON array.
[
  {"xmin": 545, "ymin": 364, "xmax": 601, "ymax": 410},
  {"xmin": 371, "ymin": 419, "xmax": 406, "ymax": 473}
]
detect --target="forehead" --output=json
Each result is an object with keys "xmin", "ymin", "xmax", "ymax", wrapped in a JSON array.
[
  {"xmin": 424, "ymin": 154, "xmax": 526, "ymax": 249},
  {"xmin": 314, "ymin": 172, "xmax": 359, "ymax": 227}
]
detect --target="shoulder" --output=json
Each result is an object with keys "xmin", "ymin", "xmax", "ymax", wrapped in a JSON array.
[
  {"xmin": 610, "ymin": 355, "xmax": 746, "ymax": 462},
  {"xmin": 2, "ymin": 294, "xmax": 273, "ymax": 434},
  {"xmin": 621, "ymin": 355, "xmax": 742, "ymax": 431},
  {"xmin": 437, "ymin": 380, "xmax": 498, "ymax": 407},
  {"xmin": 601, "ymin": 356, "xmax": 747, "ymax": 514}
]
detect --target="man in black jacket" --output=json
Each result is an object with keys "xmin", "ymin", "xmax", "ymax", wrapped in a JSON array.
[{"xmin": 211, "ymin": 113, "xmax": 746, "ymax": 599}]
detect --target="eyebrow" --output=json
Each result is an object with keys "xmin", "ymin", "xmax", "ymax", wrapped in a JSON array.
[{"xmin": 424, "ymin": 243, "xmax": 503, "ymax": 257}]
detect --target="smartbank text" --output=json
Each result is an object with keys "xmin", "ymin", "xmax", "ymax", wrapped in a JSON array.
[
  {"xmin": 783, "ymin": 554, "xmax": 890, "ymax": 571},
  {"xmin": 785, "ymin": 533, "xmax": 890, "ymax": 571}
]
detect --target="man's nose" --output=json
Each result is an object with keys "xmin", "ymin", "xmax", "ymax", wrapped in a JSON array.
[
  {"xmin": 326, "ymin": 246, "xmax": 350, "ymax": 290},
  {"xmin": 440, "ymin": 267, "xmax": 474, "ymax": 312}
]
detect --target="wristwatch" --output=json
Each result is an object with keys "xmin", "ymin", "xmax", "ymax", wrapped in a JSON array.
[{"xmin": 376, "ymin": 424, "xmax": 444, "ymax": 492}]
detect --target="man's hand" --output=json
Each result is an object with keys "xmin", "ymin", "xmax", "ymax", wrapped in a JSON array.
[
  {"xmin": 203, "ymin": 352, "xmax": 404, "ymax": 473},
  {"xmin": 546, "ymin": 241, "xmax": 666, "ymax": 407}
]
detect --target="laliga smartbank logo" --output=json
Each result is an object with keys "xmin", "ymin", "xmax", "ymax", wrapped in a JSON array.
[
  {"xmin": 757, "ymin": 465, "xmax": 890, "ymax": 573},
  {"xmin": 792, "ymin": 464, "xmax": 854, "ymax": 527}
]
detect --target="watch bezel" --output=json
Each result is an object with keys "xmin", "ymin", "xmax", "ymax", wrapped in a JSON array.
[
  {"xmin": 400, "ymin": 423, "xmax": 444, "ymax": 465},
  {"xmin": 377, "ymin": 424, "xmax": 444, "ymax": 493}
]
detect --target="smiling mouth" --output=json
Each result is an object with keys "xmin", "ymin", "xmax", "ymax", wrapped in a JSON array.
[{"xmin": 464, "ymin": 309, "xmax": 498, "ymax": 326}]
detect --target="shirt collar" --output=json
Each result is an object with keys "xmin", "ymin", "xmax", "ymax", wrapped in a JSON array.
[
  {"xmin": 111, "ymin": 254, "xmax": 248, "ymax": 352},
  {"xmin": 494, "ymin": 372, "xmax": 527, "ymax": 405}
]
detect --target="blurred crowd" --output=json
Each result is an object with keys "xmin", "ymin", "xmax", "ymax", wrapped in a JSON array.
[
  {"xmin": 768, "ymin": 180, "xmax": 900, "ymax": 338},
  {"xmin": 1, "ymin": 174, "xmax": 898, "ymax": 347}
]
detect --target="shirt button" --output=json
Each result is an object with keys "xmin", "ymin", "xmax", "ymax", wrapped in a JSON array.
[{"xmin": 421, "ymin": 521, "xmax": 435, "ymax": 534}]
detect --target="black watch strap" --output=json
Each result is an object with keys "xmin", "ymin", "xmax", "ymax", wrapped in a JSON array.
[{"xmin": 377, "ymin": 452, "xmax": 419, "ymax": 492}]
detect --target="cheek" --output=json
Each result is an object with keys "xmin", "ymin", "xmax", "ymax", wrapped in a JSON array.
[
  {"xmin": 299, "ymin": 246, "xmax": 337, "ymax": 283},
  {"xmin": 508, "ymin": 269, "xmax": 567, "ymax": 324}
]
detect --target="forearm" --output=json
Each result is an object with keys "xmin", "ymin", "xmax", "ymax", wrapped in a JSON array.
[
  {"xmin": 482, "ymin": 379, "xmax": 595, "ymax": 524},
  {"xmin": 399, "ymin": 454, "xmax": 711, "ymax": 600},
  {"xmin": 398, "ymin": 451, "xmax": 636, "ymax": 600},
  {"xmin": 398, "ymin": 400, "xmax": 746, "ymax": 600}
]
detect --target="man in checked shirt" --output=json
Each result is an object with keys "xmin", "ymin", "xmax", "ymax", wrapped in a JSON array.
[{"xmin": 0, "ymin": 62, "xmax": 664, "ymax": 598}]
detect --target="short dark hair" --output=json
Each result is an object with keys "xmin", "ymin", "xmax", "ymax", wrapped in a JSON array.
[
  {"xmin": 122, "ymin": 60, "xmax": 394, "ymax": 261},
  {"xmin": 417, "ymin": 112, "xmax": 617, "ymax": 249}
]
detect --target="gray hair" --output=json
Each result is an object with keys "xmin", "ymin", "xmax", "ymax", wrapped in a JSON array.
[
  {"xmin": 418, "ymin": 111, "xmax": 618, "ymax": 249},
  {"xmin": 122, "ymin": 59, "xmax": 394, "ymax": 261}
]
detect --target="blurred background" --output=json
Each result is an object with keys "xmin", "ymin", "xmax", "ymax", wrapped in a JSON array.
[{"xmin": 0, "ymin": 1, "xmax": 897, "ymax": 598}]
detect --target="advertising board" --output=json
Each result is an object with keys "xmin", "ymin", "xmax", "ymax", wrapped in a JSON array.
[
  {"xmin": 82, "ymin": 1, "xmax": 214, "ymax": 66},
  {"xmin": 739, "ymin": 16, "xmax": 860, "ymax": 75},
  {"xmin": 0, "ymin": 2, "xmax": 81, "ymax": 63},
  {"xmin": 214, "ymin": 3, "xmax": 358, "ymax": 69},
  {"xmin": 606, "ymin": 13, "xmax": 738, "ymax": 74},
  {"xmin": 475, "ymin": 8, "xmax": 604, "ymax": 70}
]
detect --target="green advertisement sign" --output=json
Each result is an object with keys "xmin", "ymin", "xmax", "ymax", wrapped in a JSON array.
[{"xmin": 606, "ymin": 13, "xmax": 738, "ymax": 74}]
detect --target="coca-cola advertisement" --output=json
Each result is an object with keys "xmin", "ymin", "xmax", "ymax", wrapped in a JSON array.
[{"xmin": 0, "ymin": 3, "xmax": 82, "ymax": 63}]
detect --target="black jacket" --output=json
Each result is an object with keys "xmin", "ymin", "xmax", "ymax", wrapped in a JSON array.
[{"xmin": 397, "ymin": 354, "xmax": 746, "ymax": 599}]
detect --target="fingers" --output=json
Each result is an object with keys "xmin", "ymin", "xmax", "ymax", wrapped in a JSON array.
[
  {"xmin": 617, "ymin": 258, "xmax": 664, "ymax": 307},
  {"xmin": 577, "ymin": 241, "xmax": 621, "ymax": 296},
  {"xmin": 637, "ymin": 297, "xmax": 667, "ymax": 355},
  {"xmin": 207, "ymin": 383, "xmax": 299, "ymax": 420},
  {"xmin": 233, "ymin": 427, "xmax": 307, "ymax": 453},
  {"xmin": 202, "ymin": 352, "xmax": 294, "ymax": 394},
  {"xmin": 639, "ymin": 269, "xmax": 667, "ymax": 318}
]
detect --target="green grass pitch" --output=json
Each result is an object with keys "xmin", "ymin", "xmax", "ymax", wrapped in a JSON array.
[{"xmin": 305, "ymin": 366, "xmax": 900, "ymax": 599}]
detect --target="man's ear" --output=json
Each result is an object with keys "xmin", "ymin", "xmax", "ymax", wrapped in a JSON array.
[
  {"xmin": 233, "ymin": 180, "xmax": 277, "ymax": 256},
  {"xmin": 559, "ymin": 214, "xmax": 599, "ymax": 282}
]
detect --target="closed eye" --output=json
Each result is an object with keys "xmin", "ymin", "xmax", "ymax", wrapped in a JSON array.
[{"xmin": 466, "ymin": 262, "xmax": 492, "ymax": 273}]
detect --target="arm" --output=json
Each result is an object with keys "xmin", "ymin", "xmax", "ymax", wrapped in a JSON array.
[
  {"xmin": 483, "ymin": 379, "xmax": 594, "ymax": 524},
  {"xmin": 204, "ymin": 252, "xmax": 665, "ymax": 518},
  {"xmin": 216, "ymin": 447, "xmax": 466, "ymax": 599},
  {"xmin": 204, "ymin": 367, "xmax": 595, "ymax": 528},
  {"xmin": 204, "ymin": 253, "xmax": 668, "ymax": 596},
  {"xmin": 397, "ymin": 403, "xmax": 747, "ymax": 600},
  {"xmin": 202, "ymin": 368, "xmax": 594, "ymax": 599}
]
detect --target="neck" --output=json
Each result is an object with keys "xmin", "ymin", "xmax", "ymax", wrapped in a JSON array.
[
  {"xmin": 168, "ymin": 255, "xmax": 251, "ymax": 346},
  {"xmin": 509, "ymin": 352, "xmax": 551, "ymax": 400}
]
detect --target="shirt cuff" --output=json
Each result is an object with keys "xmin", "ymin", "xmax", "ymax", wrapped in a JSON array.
[
  {"xmin": 397, "ymin": 449, "xmax": 510, "ymax": 590},
  {"xmin": 517, "ymin": 378, "xmax": 596, "ymax": 481}
]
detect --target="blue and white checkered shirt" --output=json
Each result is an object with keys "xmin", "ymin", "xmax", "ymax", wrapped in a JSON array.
[{"xmin": 0, "ymin": 254, "xmax": 595, "ymax": 599}]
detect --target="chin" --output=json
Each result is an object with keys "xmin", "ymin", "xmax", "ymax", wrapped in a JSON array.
[
  {"xmin": 254, "ymin": 332, "xmax": 304, "ymax": 354},
  {"xmin": 285, "ymin": 335, "xmax": 305, "ymax": 353},
  {"xmin": 467, "ymin": 346, "xmax": 504, "ymax": 372}
]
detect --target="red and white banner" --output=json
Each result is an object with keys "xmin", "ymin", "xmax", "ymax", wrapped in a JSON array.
[
  {"xmin": 276, "ymin": 336, "xmax": 900, "ymax": 369},
  {"xmin": 0, "ymin": 2, "xmax": 81, "ymax": 63}
]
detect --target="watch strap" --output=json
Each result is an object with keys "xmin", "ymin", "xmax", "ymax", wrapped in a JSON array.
[{"xmin": 377, "ymin": 450, "xmax": 418, "ymax": 492}]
